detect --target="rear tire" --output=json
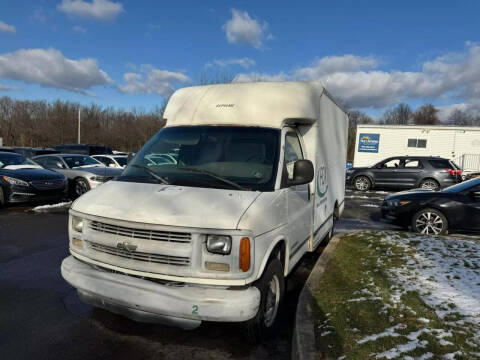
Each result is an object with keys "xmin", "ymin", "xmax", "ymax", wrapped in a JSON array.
[
  {"xmin": 419, "ymin": 179, "xmax": 440, "ymax": 191},
  {"xmin": 244, "ymin": 259, "xmax": 285, "ymax": 344},
  {"xmin": 354, "ymin": 176, "xmax": 371, "ymax": 191},
  {"xmin": 411, "ymin": 208, "xmax": 448, "ymax": 235}
]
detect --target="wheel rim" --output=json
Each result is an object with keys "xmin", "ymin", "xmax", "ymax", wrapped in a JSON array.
[
  {"xmin": 264, "ymin": 275, "xmax": 280, "ymax": 327},
  {"xmin": 355, "ymin": 177, "xmax": 369, "ymax": 191},
  {"xmin": 75, "ymin": 180, "xmax": 89, "ymax": 196},
  {"xmin": 421, "ymin": 180, "xmax": 438, "ymax": 190},
  {"xmin": 415, "ymin": 212, "xmax": 444, "ymax": 235}
]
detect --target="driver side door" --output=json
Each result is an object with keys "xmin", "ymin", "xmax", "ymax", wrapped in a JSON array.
[
  {"xmin": 462, "ymin": 185, "xmax": 480, "ymax": 231},
  {"xmin": 372, "ymin": 158, "xmax": 403, "ymax": 187}
]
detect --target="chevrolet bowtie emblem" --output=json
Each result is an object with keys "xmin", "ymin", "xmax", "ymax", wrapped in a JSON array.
[{"xmin": 117, "ymin": 242, "xmax": 137, "ymax": 252}]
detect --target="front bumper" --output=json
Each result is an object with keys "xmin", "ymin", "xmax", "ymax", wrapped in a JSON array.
[
  {"xmin": 6, "ymin": 186, "xmax": 68, "ymax": 204},
  {"xmin": 61, "ymin": 255, "xmax": 261, "ymax": 329}
]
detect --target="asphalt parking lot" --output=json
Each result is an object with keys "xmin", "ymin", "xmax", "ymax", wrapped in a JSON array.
[{"xmin": 0, "ymin": 190, "xmax": 396, "ymax": 360}]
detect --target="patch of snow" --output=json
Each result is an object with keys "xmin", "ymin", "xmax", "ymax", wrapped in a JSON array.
[{"xmin": 32, "ymin": 201, "xmax": 71, "ymax": 213}]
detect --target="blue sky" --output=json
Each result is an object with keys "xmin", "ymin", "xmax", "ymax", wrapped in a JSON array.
[{"xmin": 1, "ymin": 0, "xmax": 480, "ymax": 119}]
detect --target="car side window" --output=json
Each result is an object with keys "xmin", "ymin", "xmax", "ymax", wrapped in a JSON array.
[
  {"xmin": 404, "ymin": 159, "xmax": 422, "ymax": 168},
  {"xmin": 47, "ymin": 157, "xmax": 65, "ymax": 169},
  {"xmin": 284, "ymin": 132, "xmax": 303, "ymax": 179},
  {"xmin": 382, "ymin": 159, "xmax": 401, "ymax": 168},
  {"xmin": 95, "ymin": 156, "xmax": 108, "ymax": 165}
]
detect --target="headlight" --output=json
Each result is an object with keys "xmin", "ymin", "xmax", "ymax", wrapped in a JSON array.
[
  {"xmin": 2, "ymin": 176, "xmax": 29, "ymax": 187},
  {"xmin": 387, "ymin": 200, "xmax": 410, "ymax": 207},
  {"xmin": 206, "ymin": 235, "xmax": 232, "ymax": 255},
  {"xmin": 71, "ymin": 216, "xmax": 84, "ymax": 233},
  {"xmin": 346, "ymin": 169, "xmax": 355, "ymax": 174},
  {"xmin": 89, "ymin": 176, "xmax": 106, "ymax": 182}
]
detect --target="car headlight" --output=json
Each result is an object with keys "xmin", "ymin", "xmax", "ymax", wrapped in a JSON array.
[
  {"xmin": 206, "ymin": 235, "xmax": 232, "ymax": 255},
  {"xmin": 89, "ymin": 176, "xmax": 106, "ymax": 182},
  {"xmin": 387, "ymin": 200, "xmax": 411, "ymax": 207},
  {"xmin": 71, "ymin": 215, "xmax": 84, "ymax": 233},
  {"xmin": 346, "ymin": 169, "xmax": 355, "ymax": 174},
  {"xmin": 2, "ymin": 176, "xmax": 29, "ymax": 187}
]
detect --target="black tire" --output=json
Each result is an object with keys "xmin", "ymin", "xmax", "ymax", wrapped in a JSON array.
[
  {"xmin": 411, "ymin": 208, "xmax": 448, "ymax": 235},
  {"xmin": 419, "ymin": 179, "xmax": 440, "ymax": 191},
  {"xmin": 74, "ymin": 178, "xmax": 90, "ymax": 197},
  {"xmin": 0, "ymin": 186, "xmax": 5, "ymax": 207},
  {"xmin": 354, "ymin": 175, "xmax": 371, "ymax": 191},
  {"xmin": 244, "ymin": 258, "xmax": 285, "ymax": 343}
]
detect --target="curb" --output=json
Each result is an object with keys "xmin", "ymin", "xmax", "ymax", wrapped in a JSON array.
[{"xmin": 291, "ymin": 232, "xmax": 345, "ymax": 360}]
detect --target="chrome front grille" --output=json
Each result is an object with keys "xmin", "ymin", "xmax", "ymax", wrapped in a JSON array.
[
  {"xmin": 89, "ymin": 221, "xmax": 192, "ymax": 243},
  {"xmin": 85, "ymin": 240, "xmax": 190, "ymax": 266},
  {"xmin": 30, "ymin": 179, "xmax": 65, "ymax": 190}
]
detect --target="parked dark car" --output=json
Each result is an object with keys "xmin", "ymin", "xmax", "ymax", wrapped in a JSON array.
[
  {"xmin": 52, "ymin": 144, "xmax": 113, "ymax": 156},
  {"xmin": 33, "ymin": 154, "xmax": 122, "ymax": 197},
  {"xmin": 12, "ymin": 147, "xmax": 60, "ymax": 158},
  {"xmin": 346, "ymin": 156, "xmax": 462, "ymax": 191},
  {"xmin": 0, "ymin": 152, "xmax": 67, "ymax": 206},
  {"xmin": 381, "ymin": 177, "xmax": 480, "ymax": 235}
]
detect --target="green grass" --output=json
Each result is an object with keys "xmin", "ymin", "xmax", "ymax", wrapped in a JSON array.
[{"xmin": 312, "ymin": 231, "xmax": 479, "ymax": 359}]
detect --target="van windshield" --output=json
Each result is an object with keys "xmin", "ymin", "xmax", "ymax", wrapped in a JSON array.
[{"xmin": 119, "ymin": 126, "xmax": 281, "ymax": 191}]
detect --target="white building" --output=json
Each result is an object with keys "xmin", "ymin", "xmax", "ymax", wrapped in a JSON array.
[{"xmin": 353, "ymin": 124, "xmax": 480, "ymax": 173}]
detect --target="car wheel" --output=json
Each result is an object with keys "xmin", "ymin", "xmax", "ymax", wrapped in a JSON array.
[
  {"xmin": 354, "ymin": 176, "xmax": 371, "ymax": 191},
  {"xmin": 244, "ymin": 258, "xmax": 285, "ymax": 343},
  {"xmin": 0, "ymin": 186, "xmax": 5, "ymax": 207},
  {"xmin": 75, "ymin": 178, "xmax": 90, "ymax": 197},
  {"xmin": 411, "ymin": 208, "xmax": 448, "ymax": 235},
  {"xmin": 419, "ymin": 179, "xmax": 440, "ymax": 191}
]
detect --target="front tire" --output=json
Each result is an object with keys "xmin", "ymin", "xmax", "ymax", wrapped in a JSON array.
[
  {"xmin": 0, "ymin": 186, "xmax": 5, "ymax": 207},
  {"xmin": 354, "ymin": 176, "xmax": 371, "ymax": 191},
  {"xmin": 411, "ymin": 208, "xmax": 448, "ymax": 235},
  {"xmin": 244, "ymin": 258, "xmax": 285, "ymax": 343},
  {"xmin": 74, "ymin": 178, "xmax": 90, "ymax": 197}
]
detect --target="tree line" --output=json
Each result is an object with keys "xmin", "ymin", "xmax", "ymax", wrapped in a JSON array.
[
  {"xmin": 0, "ymin": 95, "xmax": 478, "ymax": 159},
  {"xmin": 0, "ymin": 96, "xmax": 166, "ymax": 152}
]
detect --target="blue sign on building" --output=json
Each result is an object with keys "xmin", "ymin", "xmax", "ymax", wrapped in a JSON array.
[{"xmin": 358, "ymin": 133, "xmax": 380, "ymax": 153}]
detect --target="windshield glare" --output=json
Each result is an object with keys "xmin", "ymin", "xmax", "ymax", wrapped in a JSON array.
[
  {"xmin": 63, "ymin": 155, "xmax": 102, "ymax": 168},
  {"xmin": 120, "ymin": 126, "xmax": 280, "ymax": 191},
  {"xmin": 0, "ymin": 154, "xmax": 37, "ymax": 168}
]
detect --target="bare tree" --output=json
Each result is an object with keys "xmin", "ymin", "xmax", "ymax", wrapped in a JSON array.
[
  {"xmin": 412, "ymin": 104, "xmax": 439, "ymax": 125},
  {"xmin": 446, "ymin": 109, "xmax": 473, "ymax": 126},
  {"xmin": 347, "ymin": 110, "xmax": 373, "ymax": 161},
  {"xmin": 382, "ymin": 103, "xmax": 412, "ymax": 125}
]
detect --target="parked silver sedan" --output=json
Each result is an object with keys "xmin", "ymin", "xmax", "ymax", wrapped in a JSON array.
[{"xmin": 32, "ymin": 154, "xmax": 123, "ymax": 197}]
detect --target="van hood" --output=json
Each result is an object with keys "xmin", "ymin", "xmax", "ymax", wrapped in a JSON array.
[{"xmin": 72, "ymin": 180, "xmax": 261, "ymax": 230}]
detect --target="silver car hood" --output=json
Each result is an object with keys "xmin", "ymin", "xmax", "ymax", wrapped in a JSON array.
[{"xmin": 72, "ymin": 180, "xmax": 261, "ymax": 230}]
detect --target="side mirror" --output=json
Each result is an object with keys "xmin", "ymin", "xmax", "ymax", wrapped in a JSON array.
[{"xmin": 288, "ymin": 159, "xmax": 314, "ymax": 186}]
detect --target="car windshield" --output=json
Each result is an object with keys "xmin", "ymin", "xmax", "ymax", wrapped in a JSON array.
[
  {"xmin": 0, "ymin": 153, "xmax": 38, "ymax": 168},
  {"xmin": 443, "ymin": 177, "xmax": 480, "ymax": 193},
  {"xmin": 62, "ymin": 155, "xmax": 103, "ymax": 169},
  {"xmin": 114, "ymin": 157, "xmax": 127, "ymax": 166},
  {"xmin": 119, "ymin": 126, "xmax": 280, "ymax": 191}
]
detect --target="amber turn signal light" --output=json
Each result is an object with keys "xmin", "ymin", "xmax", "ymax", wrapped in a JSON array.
[{"xmin": 239, "ymin": 237, "xmax": 251, "ymax": 272}]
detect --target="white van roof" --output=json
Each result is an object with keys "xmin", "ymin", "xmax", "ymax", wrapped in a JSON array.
[{"xmin": 164, "ymin": 81, "xmax": 337, "ymax": 129}]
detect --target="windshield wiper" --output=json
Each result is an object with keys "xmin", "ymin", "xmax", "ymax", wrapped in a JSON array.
[
  {"xmin": 131, "ymin": 164, "xmax": 170, "ymax": 185},
  {"xmin": 178, "ymin": 167, "xmax": 247, "ymax": 190}
]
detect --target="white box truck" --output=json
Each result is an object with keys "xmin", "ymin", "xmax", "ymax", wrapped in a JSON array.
[{"xmin": 61, "ymin": 81, "xmax": 348, "ymax": 340}]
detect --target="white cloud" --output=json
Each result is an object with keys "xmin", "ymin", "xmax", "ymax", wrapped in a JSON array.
[
  {"xmin": 223, "ymin": 9, "xmax": 270, "ymax": 48},
  {"xmin": 118, "ymin": 66, "xmax": 189, "ymax": 97},
  {"xmin": 0, "ymin": 21, "xmax": 16, "ymax": 34},
  {"xmin": 234, "ymin": 44, "xmax": 480, "ymax": 110},
  {"xmin": 206, "ymin": 57, "xmax": 256, "ymax": 69},
  {"xmin": 57, "ymin": 0, "xmax": 123, "ymax": 21},
  {"xmin": 73, "ymin": 25, "xmax": 87, "ymax": 33},
  {"xmin": 0, "ymin": 83, "xmax": 20, "ymax": 91},
  {"xmin": 0, "ymin": 48, "xmax": 111, "ymax": 95}
]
